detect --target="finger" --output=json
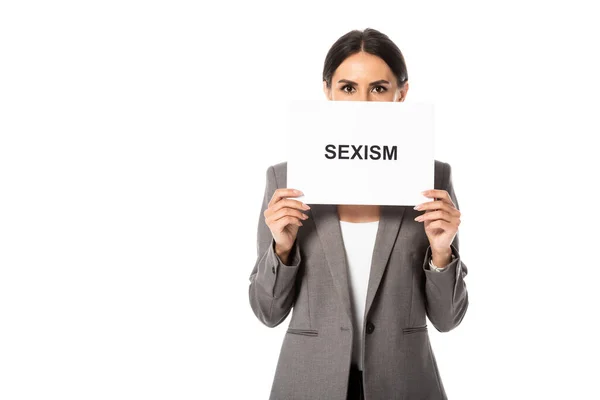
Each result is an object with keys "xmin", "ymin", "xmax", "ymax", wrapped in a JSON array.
[
  {"xmin": 421, "ymin": 189, "xmax": 455, "ymax": 208},
  {"xmin": 268, "ymin": 198, "xmax": 310, "ymax": 216},
  {"xmin": 267, "ymin": 207, "xmax": 309, "ymax": 225},
  {"xmin": 268, "ymin": 188, "xmax": 304, "ymax": 208},
  {"xmin": 416, "ymin": 200, "xmax": 460, "ymax": 217},
  {"xmin": 415, "ymin": 210, "xmax": 457, "ymax": 224},
  {"xmin": 271, "ymin": 215, "xmax": 304, "ymax": 232},
  {"xmin": 426, "ymin": 219, "xmax": 454, "ymax": 232}
]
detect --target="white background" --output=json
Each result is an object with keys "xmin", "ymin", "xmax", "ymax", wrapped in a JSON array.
[{"xmin": 1, "ymin": 1, "xmax": 598, "ymax": 399}]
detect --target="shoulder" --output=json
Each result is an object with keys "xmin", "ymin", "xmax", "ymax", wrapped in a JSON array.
[
  {"xmin": 264, "ymin": 161, "xmax": 288, "ymax": 189},
  {"xmin": 435, "ymin": 159, "xmax": 450, "ymax": 174},
  {"xmin": 272, "ymin": 160, "xmax": 287, "ymax": 176},
  {"xmin": 434, "ymin": 159, "xmax": 452, "ymax": 190}
]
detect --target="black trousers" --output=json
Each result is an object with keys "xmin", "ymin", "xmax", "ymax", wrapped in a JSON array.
[{"xmin": 346, "ymin": 363, "xmax": 364, "ymax": 400}]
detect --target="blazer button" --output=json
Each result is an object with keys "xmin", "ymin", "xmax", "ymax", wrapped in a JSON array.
[
  {"xmin": 366, "ymin": 321, "xmax": 375, "ymax": 334},
  {"xmin": 272, "ymin": 266, "xmax": 276, "ymax": 274}
]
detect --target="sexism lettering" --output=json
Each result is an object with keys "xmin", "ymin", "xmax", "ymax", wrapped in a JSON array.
[{"xmin": 324, "ymin": 144, "xmax": 397, "ymax": 160}]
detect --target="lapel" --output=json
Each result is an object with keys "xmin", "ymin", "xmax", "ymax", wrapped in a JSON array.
[{"xmin": 309, "ymin": 203, "xmax": 407, "ymax": 324}]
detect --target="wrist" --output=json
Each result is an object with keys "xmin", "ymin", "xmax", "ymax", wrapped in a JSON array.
[
  {"xmin": 431, "ymin": 246, "xmax": 452, "ymax": 268},
  {"xmin": 275, "ymin": 242, "xmax": 292, "ymax": 260},
  {"xmin": 431, "ymin": 246, "xmax": 452, "ymax": 257}
]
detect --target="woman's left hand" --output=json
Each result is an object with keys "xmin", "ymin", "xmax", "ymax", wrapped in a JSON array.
[{"xmin": 414, "ymin": 189, "xmax": 461, "ymax": 253}]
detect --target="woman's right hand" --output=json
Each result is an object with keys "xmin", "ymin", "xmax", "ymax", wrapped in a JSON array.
[{"xmin": 264, "ymin": 188, "xmax": 311, "ymax": 257}]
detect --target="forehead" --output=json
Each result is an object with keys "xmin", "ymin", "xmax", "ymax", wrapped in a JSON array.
[{"xmin": 332, "ymin": 52, "xmax": 394, "ymax": 82}]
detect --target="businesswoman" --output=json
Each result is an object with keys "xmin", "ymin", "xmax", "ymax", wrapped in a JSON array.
[{"xmin": 248, "ymin": 28, "xmax": 469, "ymax": 400}]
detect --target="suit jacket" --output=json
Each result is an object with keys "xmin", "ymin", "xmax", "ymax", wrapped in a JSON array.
[{"xmin": 248, "ymin": 160, "xmax": 469, "ymax": 400}]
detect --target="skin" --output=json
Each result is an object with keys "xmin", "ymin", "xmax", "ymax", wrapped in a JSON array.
[{"xmin": 265, "ymin": 51, "xmax": 460, "ymax": 268}]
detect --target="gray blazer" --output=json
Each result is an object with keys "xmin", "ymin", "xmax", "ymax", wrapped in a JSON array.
[{"xmin": 248, "ymin": 160, "xmax": 469, "ymax": 400}]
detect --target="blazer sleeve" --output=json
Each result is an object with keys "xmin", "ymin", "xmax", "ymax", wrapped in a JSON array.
[
  {"xmin": 422, "ymin": 162, "xmax": 469, "ymax": 332},
  {"xmin": 248, "ymin": 165, "xmax": 302, "ymax": 328}
]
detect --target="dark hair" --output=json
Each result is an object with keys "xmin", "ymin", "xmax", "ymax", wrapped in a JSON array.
[{"xmin": 322, "ymin": 28, "xmax": 408, "ymax": 89}]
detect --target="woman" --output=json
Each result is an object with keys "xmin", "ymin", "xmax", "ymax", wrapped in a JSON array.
[{"xmin": 248, "ymin": 28, "xmax": 469, "ymax": 400}]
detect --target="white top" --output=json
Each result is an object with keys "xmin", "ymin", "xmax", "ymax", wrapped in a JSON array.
[
  {"xmin": 339, "ymin": 219, "xmax": 451, "ymax": 371},
  {"xmin": 339, "ymin": 219, "xmax": 379, "ymax": 372}
]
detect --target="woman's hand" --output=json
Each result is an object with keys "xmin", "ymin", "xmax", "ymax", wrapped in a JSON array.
[
  {"xmin": 264, "ymin": 188, "xmax": 310, "ymax": 257},
  {"xmin": 414, "ymin": 189, "xmax": 461, "ymax": 259}
]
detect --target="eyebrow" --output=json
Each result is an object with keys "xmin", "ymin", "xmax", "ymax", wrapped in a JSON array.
[{"xmin": 337, "ymin": 79, "xmax": 390, "ymax": 86}]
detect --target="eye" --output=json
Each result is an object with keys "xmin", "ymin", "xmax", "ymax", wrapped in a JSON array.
[
  {"xmin": 372, "ymin": 86, "xmax": 388, "ymax": 94},
  {"xmin": 341, "ymin": 85, "xmax": 355, "ymax": 94}
]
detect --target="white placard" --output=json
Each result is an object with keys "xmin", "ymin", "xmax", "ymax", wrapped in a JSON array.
[{"xmin": 286, "ymin": 100, "xmax": 435, "ymax": 206}]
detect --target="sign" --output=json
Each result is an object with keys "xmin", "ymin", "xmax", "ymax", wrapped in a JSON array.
[{"xmin": 286, "ymin": 100, "xmax": 434, "ymax": 206}]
